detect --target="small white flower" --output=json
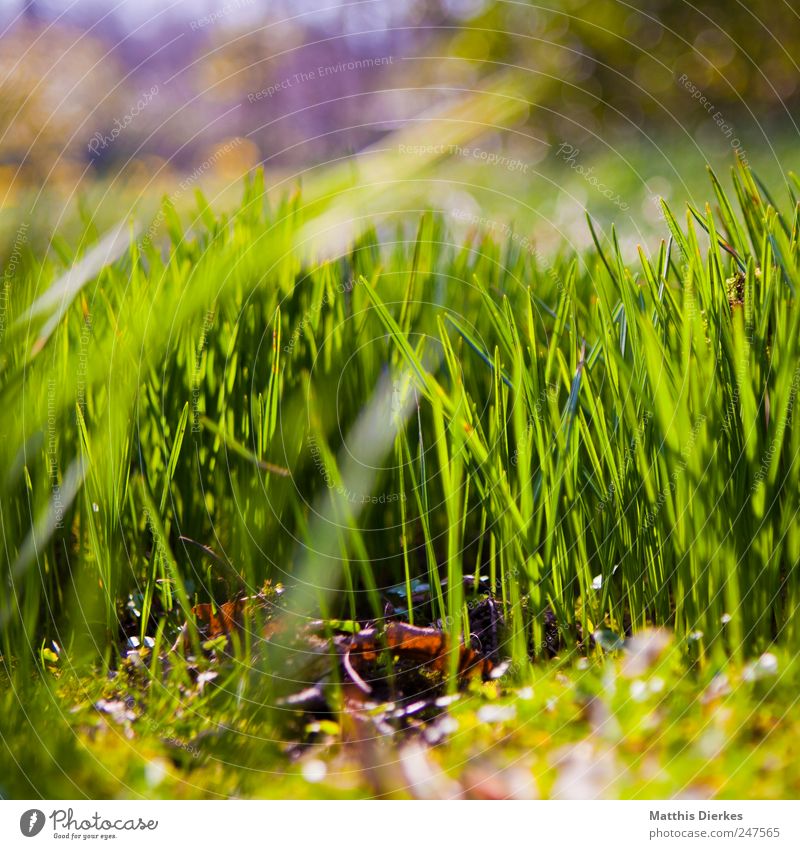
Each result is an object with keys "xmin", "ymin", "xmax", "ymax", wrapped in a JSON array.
[
  {"xmin": 477, "ymin": 704, "xmax": 516, "ymax": 724},
  {"xmin": 742, "ymin": 653, "xmax": 779, "ymax": 681},
  {"xmin": 758, "ymin": 653, "xmax": 779, "ymax": 675},
  {"xmin": 301, "ymin": 759, "xmax": 327, "ymax": 783},
  {"xmin": 145, "ymin": 759, "xmax": 167, "ymax": 787}
]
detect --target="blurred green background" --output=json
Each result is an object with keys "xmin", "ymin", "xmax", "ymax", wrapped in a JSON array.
[{"xmin": 2, "ymin": 0, "xmax": 798, "ymax": 258}]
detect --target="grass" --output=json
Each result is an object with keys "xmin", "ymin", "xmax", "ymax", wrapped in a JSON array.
[
  {"xmin": 1, "ymin": 152, "xmax": 799, "ymax": 798},
  {"xmin": 2, "ymin": 635, "xmax": 798, "ymax": 799}
]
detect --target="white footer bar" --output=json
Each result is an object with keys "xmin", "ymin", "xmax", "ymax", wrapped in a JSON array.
[{"xmin": 2, "ymin": 800, "xmax": 797, "ymax": 848}]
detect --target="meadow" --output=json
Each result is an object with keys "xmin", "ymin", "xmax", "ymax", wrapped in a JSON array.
[{"xmin": 1, "ymin": 151, "xmax": 799, "ymax": 799}]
